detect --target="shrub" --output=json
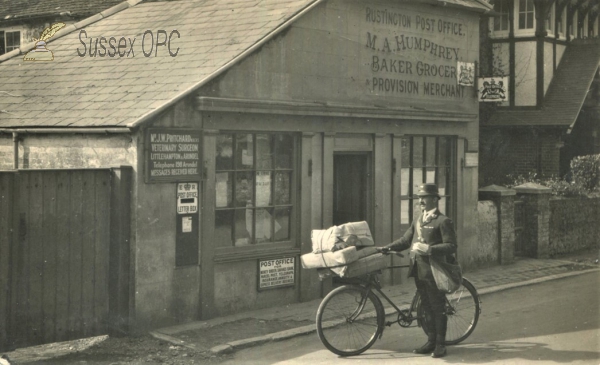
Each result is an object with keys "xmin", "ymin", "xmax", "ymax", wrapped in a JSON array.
[
  {"xmin": 505, "ymin": 154, "xmax": 600, "ymax": 197},
  {"xmin": 570, "ymin": 155, "xmax": 600, "ymax": 193}
]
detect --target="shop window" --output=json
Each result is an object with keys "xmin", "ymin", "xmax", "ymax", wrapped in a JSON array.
[
  {"xmin": 491, "ymin": 0, "xmax": 509, "ymax": 35},
  {"xmin": 0, "ymin": 30, "xmax": 20, "ymax": 54},
  {"xmin": 517, "ymin": 0, "xmax": 535, "ymax": 31},
  {"xmin": 215, "ymin": 133, "xmax": 295, "ymax": 247},
  {"xmin": 398, "ymin": 136, "xmax": 455, "ymax": 230}
]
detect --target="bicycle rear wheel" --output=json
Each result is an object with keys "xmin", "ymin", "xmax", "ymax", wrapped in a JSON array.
[
  {"xmin": 316, "ymin": 285, "xmax": 384, "ymax": 356},
  {"xmin": 417, "ymin": 277, "xmax": 480, "ymax": 345}
]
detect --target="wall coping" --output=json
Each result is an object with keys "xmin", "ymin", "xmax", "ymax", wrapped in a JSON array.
[
  {"xmin": 514, "ymin": 182, "xmax": 552, "ymax": 194},
  {"xmin": 479, "ymin": 184, "xmax": 516, "ymax": 196}
]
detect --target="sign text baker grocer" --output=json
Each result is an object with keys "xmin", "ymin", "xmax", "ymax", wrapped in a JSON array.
[{"xmin": 146, "ymin": 128, "xmax": 201, "ymax": 183}]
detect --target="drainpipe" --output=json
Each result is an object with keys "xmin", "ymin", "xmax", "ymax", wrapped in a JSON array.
[{"xmin": 13, "ymin": 132, "xmax": 18, "ymax": 170}]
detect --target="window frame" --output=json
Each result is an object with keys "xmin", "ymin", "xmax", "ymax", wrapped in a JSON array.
[
  {"xmin": 1, "ymin": 29, "xmax": 21, "ymax": 54},
  {"xmin": 515, "ymin": 0, "xmax": 536, "ymax": 35},
  {"xmin": 398, "ymin": 135, "xmax": 457, "ymax": 233},
  {"xmin": 490, "ymin": 0, "xmax": 510, "ymax": 38},
  {"xmin": 213, "ymin": 132, "xmax": 298, "ymax": 258},
  {"xmin": 557, "ymin": 7, "xmax": 566, "ymax": 39}
]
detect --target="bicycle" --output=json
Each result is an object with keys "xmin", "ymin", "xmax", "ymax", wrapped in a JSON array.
[{"xmin": 315, "ymin": 251, "xmax": 481, "ymax": 356}]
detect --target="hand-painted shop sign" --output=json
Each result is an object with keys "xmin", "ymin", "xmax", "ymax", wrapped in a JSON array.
[
  {"xmin": 361, "ymin": 5, "xmax": 473, "ymax": 103},
  {"xmin": 146, "ymin": 128, "xmax": 201, "ymax": 183},
  {"xmin": 258, "ymin": 257, "xmax": 295, "ymax": 290}
]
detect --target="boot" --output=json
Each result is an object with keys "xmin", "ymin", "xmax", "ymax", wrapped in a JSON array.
[
  {"xmin": 413, "ymin": 332, "xmax": 436, "ymax": 354},
  {"xmin": 432, "ymin": 334, "xmax": 446, "ymax": 358},
  {"xmin": 432, "ymin": 314, "xmax": 447, "ymax": 358}
]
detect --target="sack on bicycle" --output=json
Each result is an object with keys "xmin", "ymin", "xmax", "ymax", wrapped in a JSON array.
[{"xmin": 430, "ymin": 256, "xmax": 462, "ymax": 293}]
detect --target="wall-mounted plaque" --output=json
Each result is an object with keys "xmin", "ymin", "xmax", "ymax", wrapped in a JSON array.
[
  {"xmin": 146, "ymin": 128, "xmax": 201, "ymax": 183},
  {"xmin": 258, "ymin": 257, "xmax": 295, "ymax": 290}
]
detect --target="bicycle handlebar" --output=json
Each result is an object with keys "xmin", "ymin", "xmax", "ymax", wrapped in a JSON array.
[{"xmin": 376, "ymin": 248, "xmax": 404, "ymax": 258}]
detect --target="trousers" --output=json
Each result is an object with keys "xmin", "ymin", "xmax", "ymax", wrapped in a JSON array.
[{"xmin": 414, "ymin": 275, "xmax": 447, "ymax": 338}]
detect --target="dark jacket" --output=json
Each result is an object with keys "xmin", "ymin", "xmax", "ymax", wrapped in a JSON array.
[{"xmin": 385, "ymin": 209, "xmax": 457, "ymax": 281}]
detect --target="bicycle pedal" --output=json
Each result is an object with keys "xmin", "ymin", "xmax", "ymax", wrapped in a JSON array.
[{"xmin": 385, "ymin": 321, "xmax": 393, "ymax": 327}]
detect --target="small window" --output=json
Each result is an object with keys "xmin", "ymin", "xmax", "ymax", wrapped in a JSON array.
[
  {"xmin": 545, "ymin": 4, "xmax": 554, "ymax": 33},
  {"xmin": 518, "ymin": 0, "xmax": 535, "ymax": 30},
  {"xmin": 4, "ymin": 31, "xmax": 20, "ymax": 53},
  {"xmin": 215, "ymin": 133, "xmax": 295, "ymax": 247},
  {"xmin": 0, "ymin": 31, "xmax": 5, "ymax": 55},
  {"xmin": 493, "ymin": 0, "xmax": 509, "ymax": 32},
  {"xmin": 557, "ymin": 7, "xmax": 566, "ymax": 37}
]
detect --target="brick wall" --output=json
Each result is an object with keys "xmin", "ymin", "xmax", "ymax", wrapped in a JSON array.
[
  {"xmin": 549, "ymin": 197, "xmax": 600, "ymax": 255},
  {"xmin": 480, "ymin": 128, "xmax": 563, "ymax": 186}
]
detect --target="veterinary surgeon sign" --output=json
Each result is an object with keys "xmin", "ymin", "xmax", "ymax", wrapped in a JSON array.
[{"xmin": 478, "ymin": 77, "xmax": 508, "ymax": 102}]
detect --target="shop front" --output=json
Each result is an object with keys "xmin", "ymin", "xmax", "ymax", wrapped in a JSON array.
[{"xmin": 140, "ymin": 0, "xmax": 486, "ymax": 320}]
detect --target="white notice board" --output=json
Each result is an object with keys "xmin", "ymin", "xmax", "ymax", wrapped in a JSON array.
[{"xmin": 258, "ymin": 257, "xmax": 295, "ymax": 290}]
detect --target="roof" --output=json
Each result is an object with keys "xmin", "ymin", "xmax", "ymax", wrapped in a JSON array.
[
  {"xmin": 486, "ymin": 39, "xmax": 600, "ymax": 130},
  {"xmin": 0, "ymin": 0, "xmax": 491, "ymax": 130},
  {"xmin": 0, "ymin": 0, "xmax": 123, "ymax": 21}
]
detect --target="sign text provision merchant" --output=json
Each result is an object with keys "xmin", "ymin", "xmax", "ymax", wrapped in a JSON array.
[{"xmin": 362, "ymin": 5, "xmax": 469, "ymax": 99}]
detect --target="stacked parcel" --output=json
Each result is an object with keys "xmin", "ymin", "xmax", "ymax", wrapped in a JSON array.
[{"xmin": 300, "ymin": 221, "xmax": 388, "ymax": 278}]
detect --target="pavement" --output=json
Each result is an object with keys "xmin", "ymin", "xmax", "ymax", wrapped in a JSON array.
[{"xmin": 150, "ymin": 254, "xmax": 600, "ymax": 355}]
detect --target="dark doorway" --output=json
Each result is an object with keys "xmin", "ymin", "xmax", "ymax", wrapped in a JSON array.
[{"xmin": 333, "ymin": 154, "xmax": 369, "ymax": 226}]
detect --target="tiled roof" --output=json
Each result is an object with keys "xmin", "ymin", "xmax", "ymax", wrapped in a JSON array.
[
  {"xmin": 0, "ymin": 0, "xmax": 321, "ymax": 128},
  {"xmin": 0, "ymin": 0, "xmax": 122, "ymax": 20},
  {"xmin": 486, "ymin": 39, "xmax": 600, "ymax": 129},
  {"xmin": 0, "ymin": 0, "xmax": 491, "ymax": 129}
]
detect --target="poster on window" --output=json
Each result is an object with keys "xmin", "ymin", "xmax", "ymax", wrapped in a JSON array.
[
  {"xmin": 457, "ymin": 62, "xmax": 475, "ymax": 86},
  {"xmin": 255, "ymin": 171, "xmax": 271, "ymax": 206},
  {"xmin": 216, "ymin": 172, "xmax": 229, "ymax": 208},
  {"xmin": 478, "ymin": 77, "xmax": 508, "ymax": 102}
]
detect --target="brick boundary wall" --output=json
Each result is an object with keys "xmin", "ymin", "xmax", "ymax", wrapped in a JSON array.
[{"xmin": 549, "ymin": 197, "xmax": 600, "ymax": 256}]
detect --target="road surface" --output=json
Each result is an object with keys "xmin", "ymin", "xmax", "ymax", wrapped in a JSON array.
[{"xmin": 222, "ymin": 271, "xmax": 600, "ymax": 364}]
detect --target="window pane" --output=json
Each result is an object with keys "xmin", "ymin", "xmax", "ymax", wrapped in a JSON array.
[
  {"xmin": 255, "ymin": 208, "xmax": 273, "ymax": 243},
  {"xmin": 400, "ymin": 138, "xmax": 411, "ymax": 167},
  {"xmin": 413, "ymin": 168, "xmax": 423, "ymax": 190},
  {"xmin": 0, "ymin": 31, "xmax": 5, "ymax": 55},
  {"xmin": 526, "ymin": 0, "xmax": 533, "ymax": 12},
  {"xmin": 527, "ymin": 13, "xmax": 533, "ymax": 28},
  {"xmin": 502, "ymin": 15, "xmax": 508, "ymax": 30},
  {"xmin": 274, "ymin": 171, "xmax": 291, "ymax": 205},
  {"xmin": 400, "ymin": 168, "xmax": 410, "ymax": 196},
  {"xmin": 235, "ymin": 171, "xmax": 254, "ymax": 207},
  {"xmin": 426, "ymin": 137, "xmax": 436, "ymax": 166},
  {"xmin": 413, "ymin": 137, "xmax": 423, "ymax": 167},
  {"xmin": 519, "ymin": 0, "xmax": 525, "ymax": 12},
  {"xmin": 275, "ymin": 134, "xmax": 293, "ymax": 169},
  {"xmin": 215, "ymin": 210, "xmax": 234, "ymax": 246},
  {"xmin": 519, "ymin": 14, "xmax": 526, "ymax": 29},
  {"xmin": 235, "ymin": 134, "xmax": 254, "ymax": 169},
  {"xmin": 256, "ymin": 134, "xmax": 273, "ymax": 170},
  {"xmin": 439, "ymin": 197, "xmax": 446, "ymax": 214},
  {"xmin": 216, "ymin": 134, "xmax": 233, "ymax": 170},
  {"xmin": 438, "ymin": 166, "xmax": 448, "ymax": 192},
  {"xmin": 438, "ymin": 137, "xmax": 449, "ymax": 166},
  {"xmin": 235, "ymin": 209, "xmax": 252, "ymax": 246},
  {"xmin": 274, "ymin": 207, "xmax": 291, "ymax": 241},
  {"xmin": 426, "ymin": 168, "xmax": 435, "ymax": 183},
  {"xmin": 216, "ymin": 172, "xmax": 233, "ymax": 208},
  {"xmin": 255, "ymin": 171, "xmax": 272, "ymax": 207}
]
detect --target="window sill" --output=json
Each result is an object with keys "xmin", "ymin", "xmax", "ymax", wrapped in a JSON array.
[
  {"xmin": 214, "ymin": 242, "xmax": 300, "ymax": 263},
  {"xmin": 489, "ymin": 31, "xmax": 510, "ymax": 39}
]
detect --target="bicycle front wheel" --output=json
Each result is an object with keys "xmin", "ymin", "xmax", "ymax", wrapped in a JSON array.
[
  {"xmin": 316, "ymin": 285, "xmax": 384, "ymax": 356},
  {"xmin": 418, "ymin": 277, "xmax": 481, "ymax": 345}
]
